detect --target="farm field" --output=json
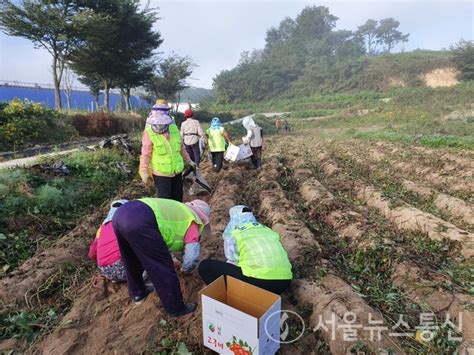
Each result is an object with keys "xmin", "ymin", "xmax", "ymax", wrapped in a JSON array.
[{"xmin": 1, "ymin": 87, "xmax": 473, "ymax": 354}]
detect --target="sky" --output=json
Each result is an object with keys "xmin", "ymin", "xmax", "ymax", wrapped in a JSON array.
[{"xmin": 0, "ymin": 0, "xmax": 472, "ymax": 89}]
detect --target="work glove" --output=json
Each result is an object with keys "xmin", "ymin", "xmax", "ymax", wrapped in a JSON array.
[
  {"xmin": 187, "ymin": 160, "xmax": 197, "ymax": 171},
  {"xmin": 171, "ymin": 255, "xmax": 182, "ymax": 270},
  {"xmin": 139, "ymin": 169, "xmax": 151, "ymax": 185}
]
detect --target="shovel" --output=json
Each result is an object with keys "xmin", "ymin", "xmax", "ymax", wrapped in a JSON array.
[{"xmin": 183, "ymin": 166, "xmax": 213, "ymax": 194}]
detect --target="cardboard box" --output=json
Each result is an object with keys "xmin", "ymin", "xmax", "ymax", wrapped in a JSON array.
[
  {"xmin": 201, "ymin": 276, "xmax": 281, "ymax": 355},
  {"xmin": 224, "ymin": 144, "xmax": 253, "ymax": 162}
]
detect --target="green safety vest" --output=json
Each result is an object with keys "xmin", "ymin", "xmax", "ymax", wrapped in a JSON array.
[
  {"xmin": 139, "ymin": 198, "xmax": 205, "ymax": 251},
  {"xmin": 231, "ymin": 222, "xmax": 293, "ymax": 280},
  {"xmin": 146, "ymin": 124, "xmax": 184, "ymax": 176},
  {"xmin": 206, "ymin": 127, "xmax": 226, "ymax": 152}
]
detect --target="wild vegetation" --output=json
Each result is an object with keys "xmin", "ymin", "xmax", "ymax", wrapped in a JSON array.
[
  {"xmin": 211, "ymin": 6, "xmax": 472, "ymax": 104},
  {"xmin": 0, "ymin": 147, "xmax": 138, "ymax": 274}
]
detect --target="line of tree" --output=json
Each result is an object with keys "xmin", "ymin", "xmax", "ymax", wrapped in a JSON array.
[
  {"xmin": 0, "ymin": 0, "xmax": 194, "ymax": 111},
  {"xmin": 213, "ymin": 6, "xmax": 411, "ymax": 103}
]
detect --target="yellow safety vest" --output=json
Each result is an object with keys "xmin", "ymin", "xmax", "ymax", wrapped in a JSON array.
[
  {"xmin": 139, "ymin": 198, "xmax": 204, "ymax": 251},
  {"xmin": 231, "ymin": 222, "xmax": 293, "ymax": 280},
  {"xmin": 206, "ymin": 127, "xmax": 226, "ymax": 152},
  {"xmin": 146, "ymin": 124, "xmax": 184, "ymax": 176}
]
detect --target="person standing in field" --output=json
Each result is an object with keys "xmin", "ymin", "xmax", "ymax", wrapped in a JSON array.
[
  {"xmin": 205, "ymin": 117, "xmax": 233, "ymax": 172},
  {"xmin": 112, "ymin": 198, "xmax": 211, "ymax": 316},
  {"xmin": 180, "ymin": 109, "xmax": 206, "ymax": 167},
  {"xmin": 242, "ymin": 117, "xmax": 263, "ymax": 169},
  {"xmin": 140, "ymin": 100, "xmax": 196, "ymax": 201},
  {"xmin": 275, "ymin": 118, "xmax": 281, "ymax": 133},
  {"xmin": 198, "ymin": 205, "xmax": 292, "ymax": 295}
]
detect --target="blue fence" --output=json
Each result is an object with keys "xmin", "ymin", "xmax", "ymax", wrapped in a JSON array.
[{"xmin": 0, "ymin": 85, "xmax": 147, "ymax": 111}]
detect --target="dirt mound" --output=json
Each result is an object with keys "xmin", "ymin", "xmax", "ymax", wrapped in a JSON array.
[
  {"xmin": 357, "ymin": 184, "xmax": 473, "ymax": 258},
  {"xmin": 295, "ymin": 277, "xmax": 405, "ymax": 354},
  {"xmin": 392, "ymin": 262, "xmax": 474, "ymax": 345},
  {"xmin": 423, "ymin": 67, "xmax": 459, "ymax": 88}
]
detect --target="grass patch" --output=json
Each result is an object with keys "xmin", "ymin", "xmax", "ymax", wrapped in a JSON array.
[
  {"xmin": 0, "ymin": 147, "xmax": 138, "ymax": 274},
  {"xmin": 354, "ymin": 131, "xmax": 474, "ymax": 149}
]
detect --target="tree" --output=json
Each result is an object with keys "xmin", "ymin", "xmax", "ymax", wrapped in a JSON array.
[
  {"xmin": 357, "ymin": 19, "xmax": 378, "ymax": 55},
  {"xmin": 78, "ymin": 75, "xmax": 102, "ymax": 111},
  {"xmin": 265, "ymin": 17, "xmax": 296, "ymax": 48},
  {"xmin": 0, "ymin": 0, "xmax": 89, "ymax": 109},
  {"xmin": 62, "ymin": 66, "xmax": 75, "ymax": 110},
  {"xmin": 146, "ymin": 55, "xmax": 194, "ymax": 111},
  {"xmin": 70, "ymin": 0, "xmax": 161, "ymax": 111},
  {"xmin": 451, "ymin": 40, "xmax": 474, "ymax": 81},
  {"xmin": 376, "ymin": 18, "xmax": 409, "ymax": 53}
]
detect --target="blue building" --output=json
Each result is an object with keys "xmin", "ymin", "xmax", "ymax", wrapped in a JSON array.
[{"xmin": 0, "ymin": 84, "xmax": 147, "ymax": 111}]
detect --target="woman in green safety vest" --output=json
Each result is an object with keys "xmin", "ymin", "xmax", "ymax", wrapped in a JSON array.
[
  {"xmin": 112, "ymin": 198, "xmax": 211, "ymax": 317},
  {"xmin": 198, "ymin": 205, "xmax": 292, "ymax": 294},
  {"xmin": 140, "ymin": 100, "xmax": 196, "ymax": 201},
  {"xmin": 205, "ymin": 117, "xmax": 233, "ymax": 172}
]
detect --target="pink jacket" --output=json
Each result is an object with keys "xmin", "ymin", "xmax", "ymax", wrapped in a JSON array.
[{"xmin": 88, "ymin": 222, "xmax": 121, "ymax": 267}]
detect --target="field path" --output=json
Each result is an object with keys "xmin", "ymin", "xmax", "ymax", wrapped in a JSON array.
[{"xmin": 0, "ymin": 148, "xmax": 80, "ymax": 169}]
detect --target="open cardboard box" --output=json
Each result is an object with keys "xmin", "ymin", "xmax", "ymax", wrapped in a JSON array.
[{"xmin": 200, "ymin": 276, "xmax": 281, "ymax": 354}]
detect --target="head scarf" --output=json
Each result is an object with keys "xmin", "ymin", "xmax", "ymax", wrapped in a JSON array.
[
  {"xmin": 185, "ymin": 199, "xmax": 211, "ymax": 226},
  {"xmin": 146, "ymin": 103, "xmax": 173, "ymax": 133},
  {"xmin": 103, "ymin": 199, "xmax": 129, "ymax": 224},
  {"xmin": 210, "ymin": 117, "xmax": 222, "ymax": 130},
  {"xmin": 242, "ymin": 117, "xmax": 257, "ymax": 131},
  {"xmin": 227, "ymin": 205, "xmax": 257, "ymax": 232}
]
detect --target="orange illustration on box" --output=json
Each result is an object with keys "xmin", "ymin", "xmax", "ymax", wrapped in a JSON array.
[{"xmin": 226, "ymin": 336, "xmax": 253, "ymax": 355}]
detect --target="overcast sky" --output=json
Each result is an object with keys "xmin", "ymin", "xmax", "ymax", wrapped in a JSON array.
[{"xmin": 0, "ymin": 0, "xmax": 472, "ymax": 89}]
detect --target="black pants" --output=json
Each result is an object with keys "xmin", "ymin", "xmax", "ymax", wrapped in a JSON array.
[
  {"xmin": 211, "ymin": 152, "xmax": 224, "ymax": 172},
  {"xmin": 185, "ymin": 142, "xmax": 201, "ymax": 166},
  {"xmin": 113, "ymin": 201, "xmax": 186, "ymax": 314},
  {"xmin": 198, "ymin": 259, "xmax": 291, "ymax": 295},
  {"xmin": 153, "ymin": 173, "xmax": 183, "ymax": 201},
  {"xmin": 250, "ymin": 146, "xmax": 262, "ymax": 168}
]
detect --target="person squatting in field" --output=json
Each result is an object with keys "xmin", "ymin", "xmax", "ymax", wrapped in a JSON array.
[
  {"xmin": 112, "ymin": 198, "xmax": 211, "ymax": 317},
  {"xmin": 140, "ymin": 100, "xmax": 196, "ymax": 201},
  {"xmin": 198, "ymin": 205, "xmax": 293, "ymax": 294},
  {"xmin": 241, "ymin": 116, "xmax": 263, "ymax": 169},
  {"xmin": 180, "ymin": 109, "xmax": 206, "ymax": 167},
  {"xmin": 205, "ymin": 117, "xmax": 233, "ymax": 172},
  {"xmin": 88, "ymin": 199, "xmax": 129, "ymax": 282}
]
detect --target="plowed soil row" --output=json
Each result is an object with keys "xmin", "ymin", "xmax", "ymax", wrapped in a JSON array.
[
  {"xmin": 329, "ymin": 141, "xmax": 474, "ymax": 229},
  {"xmin": 248, "ymin": 158, "xmax": 406, "ymax": 354},
  {"xmin": 372, "ymin": 141, "xmax": 474, "ymax": 172},
  {"xmin": 274, "ymin": 147, "xmax": 473, "ymax": 351},
  {"xmin": 299, "ymin": 144, "xmax": 474, "ymax": 260},
  {"xmin": 354, "ymin": 140, "xmax": 473, "ymax": 196},
  {"xmin": 330, "ymin": 141, "xmax": 474, "ymax": 229}
]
